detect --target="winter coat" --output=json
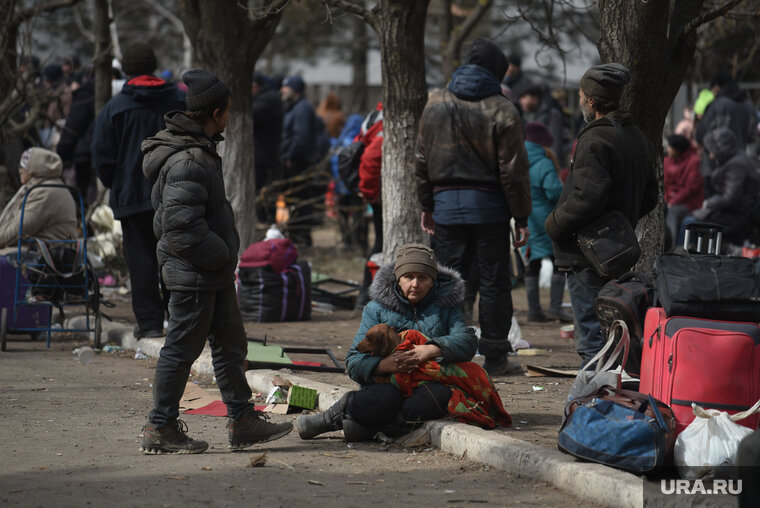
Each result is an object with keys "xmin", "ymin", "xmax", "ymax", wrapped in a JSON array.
[
  {"xmin": 415, "ymin": 64, "xmax": 531, "ymax": 224},
  {"xmin": 694, "ymin": 127, "xmax": 760, "ymax": 221},
  {"xmin": 57, "ymin": 81, "xmax": 95, "ymax": 166},
  {"xmin": 329, "ymin": 114, "xmax": 364, "ymax": 196},
  {"xmin": 141, "ymin": 111, "xmax": 240, "ymax": 291},
  {"xmin": 280, "ymin": 96, "xmax": 320, "ymax": 172},
  {"xmin": 92, "ymin": 76, "xmax": 186, "ymax": 219},
  {"xmin": 358, "ymin": 107, "xmax": 383, "ymax": 203},
  {"xmin": 524, "ymin": 141, "xmax": 563, "ymax": 262},
  {"xmin": 663, "ymin": 145, "xmax": 703, "ymax": 211},
  {"xmin": 252, "ymin": 85, "xmax": 283, "ymax": 184},
  {"xmin": 345, "ymin": 263, "xmax": 477, "ymax": 386},
  {"xmin": 0, "ymin": 151, "xmax": 77, "ymax": 248},
  {"xmin": 545, "ymin": 109, "xmax": 658, "ymax": 270},
  {"xmin": 532, "ymin": 95, "xmax": 567, "ymax": 166},
  {"xmin": 695, "ymin": 83, "xmax": 757, "ymax": 150}
]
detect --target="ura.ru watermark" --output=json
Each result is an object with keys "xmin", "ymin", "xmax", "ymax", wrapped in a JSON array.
[{"xmin": 660, "ymin": 479, "xmax": 742, "ymax": 495}]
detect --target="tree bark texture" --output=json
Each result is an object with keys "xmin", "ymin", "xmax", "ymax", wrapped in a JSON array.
[
  {"xmin": 370, "ymin": 0, "xmax": 431, "ymax": 261},
  {"xmin": 598, "ymin": 0, "xmax": 704, "ymax": 273},
  {"xmin": 179, "ymin": 0, "xmax": 282, "ymax": 252},
  {"xmin": 93, "ymin": 0, "xmax": 112, "ymax": 116}
]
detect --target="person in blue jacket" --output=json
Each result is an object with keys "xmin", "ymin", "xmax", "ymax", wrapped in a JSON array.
[
  {"xmin": 91, "ymin": 43, "xmax": 185, "ymax": 339},
  {"xmin": 295, "ymin": 243, "xmax": 477, "ymax": 441},
  {"xmin": 522, "ymin": 121, "xmax": 572, "ymax": 323}
]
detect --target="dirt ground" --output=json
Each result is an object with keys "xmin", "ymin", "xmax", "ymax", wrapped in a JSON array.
[{"xmin": 0, "ymin": 224, "xmax": 593, "ymax": 507}]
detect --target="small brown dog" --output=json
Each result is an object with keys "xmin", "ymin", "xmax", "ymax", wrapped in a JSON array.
[{"xmin": 356, "ymin": 323, "xmax": 402, "ymax": 357}]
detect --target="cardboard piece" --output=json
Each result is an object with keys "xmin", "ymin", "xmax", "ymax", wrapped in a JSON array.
[
  {"xmin": 179, "ymin": 382, "xmax": 221, "ymax": 410},
  {"xmin": 263, "ymin": 403, "xmax": 289, "ymax": 414},
  {"xmin": 524, "ymin": 364, "xmax": 578, "ymax": 378}
]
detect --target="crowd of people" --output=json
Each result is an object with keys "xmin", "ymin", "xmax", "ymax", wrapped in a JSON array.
[{"xmin": 4, "ymin": 37, "xmax": 758, "ymax": 477}]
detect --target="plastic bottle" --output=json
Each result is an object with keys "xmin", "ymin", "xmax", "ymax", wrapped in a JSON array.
[
  {"xmin": 74, "ymin": 346, "xmax": 95, "ymax": 364},
  {"xmin": 275, "ymin": 194, "xmax": 289, "ymax": 225}
]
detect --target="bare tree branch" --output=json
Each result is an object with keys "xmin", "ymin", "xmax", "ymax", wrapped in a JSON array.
[
  {"xmin": 682, "ymin": 0, "xmax": 746, "ymax": 36},
  {"xmin": 237, "ymin": 0, "xmax": 292, "ymax": 19},
  {"xmin": 322, "ymin": 0, "xmax": 376, "ymax": 28},
  {"xmin": 13, "ymin": 0, "xmax": 84, "ymax": 24}
]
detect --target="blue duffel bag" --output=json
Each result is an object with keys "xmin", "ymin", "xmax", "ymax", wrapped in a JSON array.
[{"xmin": 558, "ymin": 386, "xmax": 676, "ymax": 474}]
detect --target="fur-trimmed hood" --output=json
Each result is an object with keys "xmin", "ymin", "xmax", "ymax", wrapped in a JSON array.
[{"xmin": 368, "ymin": 262, "xmax": 466, "ymax": 315}]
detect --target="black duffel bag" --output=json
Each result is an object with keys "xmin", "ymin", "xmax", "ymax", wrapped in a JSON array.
[
  {"xmin": 594, "ymin": 271, "xmax": 656, "ymax": 377},
  {"xmin": 653, "ymin": 253, "xmax": 760, "ymax": 322}
]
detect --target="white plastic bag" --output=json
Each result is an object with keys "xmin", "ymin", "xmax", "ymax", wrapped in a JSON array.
[{"xmin": 674, "ymin": 399, "xmax": 760, "ymax": 479}]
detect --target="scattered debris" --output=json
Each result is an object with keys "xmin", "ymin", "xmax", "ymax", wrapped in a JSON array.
[
  {"xmin": 201, "ymin": 466, "xmax": 212, "ymax": 471},
  {"xmin": 346, "ymin": 481, "xmax": 368, "ymax": 485},
  {"xmin": 395, "ymin": 427, "xmax": 431, "ymax": 448},
  {"xmin": 532, "ymin": 386, "xmax": 545, "ymax": 392},
  {"xmin": 246, "ymin": 452, "xmax": 268, "ymax": 468},
  {"xmin": 307, "ymin": 480, "xmax": 324, "ymax": 486}
]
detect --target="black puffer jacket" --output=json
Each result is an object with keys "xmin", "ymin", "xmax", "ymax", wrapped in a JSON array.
[
  {"xmin": 545, "ymin": 109, "xmax": 657, "ymax": 270},
  {"xmin": 141, "ymin": 111, "xmax": 240, "ymax": 291}
]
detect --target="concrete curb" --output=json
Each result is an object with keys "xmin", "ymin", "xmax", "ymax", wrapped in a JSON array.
[{"xmin": 96, "ymin": 319, "xmax": 641, "ymax": 508}]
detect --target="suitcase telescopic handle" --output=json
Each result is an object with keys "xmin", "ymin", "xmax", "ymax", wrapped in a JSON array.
[{"xmin": 684, "ymin": 222, "xmax": 723, "ymax": 255}]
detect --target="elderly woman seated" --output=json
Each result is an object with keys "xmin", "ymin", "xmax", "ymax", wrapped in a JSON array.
[
  {"xmin": 296, "ymin": 244, "xmax": 510, "ymax": 441},
  {"xmin": 0, "ymin": 148, "xmax": 78, "ymax": 249}
]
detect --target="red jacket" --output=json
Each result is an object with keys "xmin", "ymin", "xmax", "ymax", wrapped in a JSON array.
[
  {"xmin": 358, "ymin": 105, "xmax": 383, "ymax": 203},
  {"xmin": 664, "ymin": 146, "xmax": 703, "ymax": 211}
]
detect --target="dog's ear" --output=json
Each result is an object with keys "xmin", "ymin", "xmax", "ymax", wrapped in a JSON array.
[
  {"xmin": 356, "ymin": 338, "xmax": 372, "ymax": 353},
  {"xmin": 372, "ymin": 333, "xmax": 393, "ymax": 357}
]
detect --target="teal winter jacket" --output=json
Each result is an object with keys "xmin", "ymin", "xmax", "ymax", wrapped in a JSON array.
[
  {"xmin": 345, "ymin": 262, "xmax": 477, "ymax": 385},
  {"xmin": 524, "ymin": 141, "xmax": 564, "ymax": 262}
]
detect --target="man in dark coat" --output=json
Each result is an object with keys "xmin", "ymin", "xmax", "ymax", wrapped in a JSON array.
[
  {"xmin": 251, "ymin": 72, "xmax": 283, "ymax": 192},
  {"xmin": 279, "ymin": 75, "xmax": 324, "ymax": 247},
  {"xmin": 140, "ymin": 69, "xmax": 292, "ymax": 454},
  {"xmin": 57, "ymin": 68, "xmax": 95, "ymax": 203},
  {"xmin": 91, "ymin": 43, "xmax": 186, "ymax": 339},
  {"xmin": 544, "ymin": 63, "xmax": 657, "ymax": 367},
  {"xmin": 416, "ymin": 38, "xmax": 531, "ymax": 377},
  {"xmin": 695, "ymin": 71, "xmax": 757, "ymax": 154}
]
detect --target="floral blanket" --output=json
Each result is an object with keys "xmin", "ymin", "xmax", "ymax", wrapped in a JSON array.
[{"xmin": 390, "ymin": 330, "xmax": 511, "ymax": 429}]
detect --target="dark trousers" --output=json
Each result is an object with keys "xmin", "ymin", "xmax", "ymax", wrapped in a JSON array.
[
  {"xmin": 120, "ymin": 211, "xmax": 166, "ymax": 332},
  {"xmin": 566, "ymin": 267, "xmax": 607, "ymax": 367},
  {"xmin": 434, "ymin": 222, "xmax": 513, "ymax": 358},
  {"xmin": 345, "ymin": 383, "xmax": 451, "ymax": 428},
  {"xmin": 148, "ymin": 284, "xmax": 252, "ymax": 426}
]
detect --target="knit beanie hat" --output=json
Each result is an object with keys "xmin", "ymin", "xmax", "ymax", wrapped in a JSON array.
[
  {"xmin": 467, "ymin": 38, "xmax": 508, "ymax": 80},
  {"xmin": 121, "ymin": 43, "xmax": 157, "ymax": 76},
  {"xmin": 182, "ymin": 69, "xmax": 230, "ymax": 112},
  {"xmin": 525, "ymin": 121, "xmax": 554, "ymax": 148},
  {"xmin": 394, "ymin": 243, "xmax": 438, "ymax": 281},
  {"xmin": 283, "ymin": 75, "xmax": 305, "ymax": 94},
  {"xmin": 579, "ymin": 63, "xmax": 630, "ymax": 103},
  {"xmin": 666, "ymin": 134, "xmax": 691, "ymax": 154}
]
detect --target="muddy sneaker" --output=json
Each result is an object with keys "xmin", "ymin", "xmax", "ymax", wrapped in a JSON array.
[
  {"xmin": 228, "ymin": 408, "xmax": 293, "ymax": 450},
  {"xmin": 140, "ymin": 420, "xmax": 208, "ymax": 455}
]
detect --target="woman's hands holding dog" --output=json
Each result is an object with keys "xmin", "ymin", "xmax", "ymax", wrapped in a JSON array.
[{"xmin": 374, "ymin": 344, "xmax": 442, "ymax": 374}]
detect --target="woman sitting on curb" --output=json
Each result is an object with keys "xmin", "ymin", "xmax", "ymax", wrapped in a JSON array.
[{"xmin": 296, "ymin": 243, "xmax": 508, "ymax": 441}]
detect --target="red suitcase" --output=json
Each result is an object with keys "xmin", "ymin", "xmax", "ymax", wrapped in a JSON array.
[{"xmin": 640, "ymin": 307, "xmax": 760, "ymax": 436}]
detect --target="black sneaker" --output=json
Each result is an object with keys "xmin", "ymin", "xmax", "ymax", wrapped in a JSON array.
[
  {"xmin": 228, "ymin": 408, "xmax": 293, "ymax": 450},
  {"xmin": 140, "ymin": 419, "xmax": 208, "ymax": 454}
]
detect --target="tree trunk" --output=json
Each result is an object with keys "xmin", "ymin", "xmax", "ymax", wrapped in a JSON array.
[
  {"xmin": 598, "ymin": 0, "xmax": 703, "ymax": 273},
  {"xmin": 370, "ymin": 0, "xmax": 431, "ymax": 260},
  {"xmin": 349, "ymin": 15, "xmax": 368, "ymax": 114},
  {"xmin": 93, "ymin": 0, "xmax": 112, "ymax": 116},
  {"xmin": 179, "ymin": 0, "xmax": 282, "ymax": 252}
]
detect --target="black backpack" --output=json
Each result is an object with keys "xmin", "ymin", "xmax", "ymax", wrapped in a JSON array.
[
  {"xmin": 336, "ymin": 139, "xmax": 364, "ymax": 196},
  {"xmin": 593, "ymin": 271, "xmax": 656, "ymax": 377}
]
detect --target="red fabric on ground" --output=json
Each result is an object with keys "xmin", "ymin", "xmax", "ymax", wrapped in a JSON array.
[
  {"xmin": 184, "ymin": 401, "xmax": 266, "ymax": 416},
  {"xmin": 391, "ymin": 329, "xmax": 512, "ymax": 429}
]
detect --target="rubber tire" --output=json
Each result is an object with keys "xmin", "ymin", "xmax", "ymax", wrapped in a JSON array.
[{"xmin": 1, "ymin": 308, "xmax": 7, "ymax": 352}]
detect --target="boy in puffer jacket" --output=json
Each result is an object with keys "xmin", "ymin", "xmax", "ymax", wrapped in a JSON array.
[{"xmin": 139, "ymin": 69, "xmax": 292, "ymax": 455}]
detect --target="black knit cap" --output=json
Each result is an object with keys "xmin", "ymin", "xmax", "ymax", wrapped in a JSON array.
[
  {"xmin": 182, "ymin": 69, "xmax": 230, "ymax": 112},
  {"xmin": 467, "ymin": 38, "xmax": 508, "ymax": 80},
  {"xmin": 579, "ymin": 63, "xmax": 631, "ymax": 103},
  {"xmin": 667, "ymin": 134, "xmax": 691, "ymax": 154},
  {"xmin": 121, "ymin": 43, "xmax": 157, "ymax": 76}
]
